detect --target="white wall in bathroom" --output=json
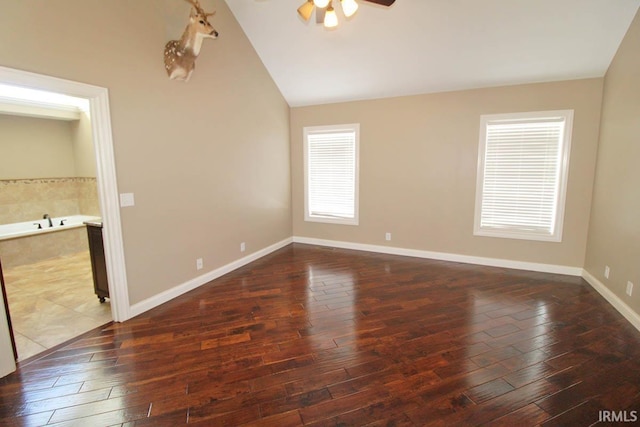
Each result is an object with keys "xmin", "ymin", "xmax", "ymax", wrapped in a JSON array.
[
  {"xmin": 71, "ymin": 111, "xmax": 97, "ymax": 178},
  {"xmin": 0, "ymin": 115, "xmax": 75, "ymax": 179}
]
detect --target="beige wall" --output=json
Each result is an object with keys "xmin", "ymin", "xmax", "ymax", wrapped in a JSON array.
[
  {"xmin": 585, "ymin": 11, "xmax": 640, "ymax": 314},
  {"xmin": 0, "ymin": 111, "xmax": 96, "ymax": 180},
  {"xmin": 0, "ymin": 115, "xmax": 76, "ymax": 179},
  {"xmin": 291, "ymin": 79, "xmax": 603, "ymax": 268},
  {"xmin": 71, "ymin": 112, "xmax": 97, "ymax": 178},
  {"xmin": 0, "ymin": 0, "xmax": 291, "ymax": 305},
  {"xmin": 0, "ymin": 109, "xmax": 98, "ymax": 224}
]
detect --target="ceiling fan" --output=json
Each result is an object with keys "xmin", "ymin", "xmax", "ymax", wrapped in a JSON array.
[{"xmin": 297, "ymin": 0, "xmax": 396, "ymax": 28}]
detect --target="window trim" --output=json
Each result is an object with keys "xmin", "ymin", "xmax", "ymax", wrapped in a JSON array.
[
  {"xmin": 473, "ymin": 110, "xmax": 574, "ymax": 242},
  {"xmin": 303, "ymin": 123, "xmax": 360, "ymax": 226}
]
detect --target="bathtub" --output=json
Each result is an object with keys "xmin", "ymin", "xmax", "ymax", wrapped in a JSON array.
[
  {"xmin": 0, "ymin": 215, "xmax": 102, "ymax": 269},
  {"xmin": 0, "ymin": 215, "xmax": 101, "ymax": 242}
]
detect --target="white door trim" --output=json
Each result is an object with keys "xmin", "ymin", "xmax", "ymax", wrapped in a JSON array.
[{"xmin": 0, "ymin": 288, "xmax": 16, "ymax": 377}]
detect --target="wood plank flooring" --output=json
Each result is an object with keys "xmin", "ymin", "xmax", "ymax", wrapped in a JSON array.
[{"xmin": 1, "ymin": 243, "xmax": 640, "ymax": 426}]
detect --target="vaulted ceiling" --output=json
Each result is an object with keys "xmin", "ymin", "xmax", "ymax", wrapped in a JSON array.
[{"xmin": 224, "ymin": 0, "xmax": 640, "ymax": 107}]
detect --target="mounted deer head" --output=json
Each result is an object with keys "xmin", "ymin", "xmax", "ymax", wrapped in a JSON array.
[{"xmin": 164, "ymin": 0, "xmax": 219, "ymax": 81}]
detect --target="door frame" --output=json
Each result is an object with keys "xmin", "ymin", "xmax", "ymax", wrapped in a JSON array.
[
  {"xmin": 0, "ymin": 259, "xmax": 17, "ymax": 361},
  {"xmin": 0, "ymin": 66, "xmax": 131, "ymax": 323}
]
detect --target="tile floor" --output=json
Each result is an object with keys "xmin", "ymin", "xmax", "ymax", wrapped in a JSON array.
[{"xmin": 3, "ymin": 251, "xmax": 112, "ymax": 361}]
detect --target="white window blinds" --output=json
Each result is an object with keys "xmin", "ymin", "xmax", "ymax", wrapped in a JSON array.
[
  {"xmin": 304, "ymin": 124, "xmax": 359, "ymax": 225},
  {"xmin": 475, "ymin": 111, "xmax": 573, "ymax": 241}
]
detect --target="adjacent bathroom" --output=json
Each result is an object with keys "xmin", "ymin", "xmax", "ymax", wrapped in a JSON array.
[{"xmin": 0, "ymin": 93, "xmax": 112, "ymax": 361}]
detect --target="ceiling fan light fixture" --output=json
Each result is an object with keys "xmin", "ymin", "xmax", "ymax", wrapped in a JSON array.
[
  {"xmin": 341, "ymin": 0, "xmax": 359, "ymax": 18},
  {"xmin": 324, "ymin": 4, "xmax": 339, "ymax": 28},
  {"xmin": 297, "ymin": 0, "xmax": 315, "ymax": 21},
  {"xmin": 298, "ymin": 0, "xmax": 394, "ymax": 29}
]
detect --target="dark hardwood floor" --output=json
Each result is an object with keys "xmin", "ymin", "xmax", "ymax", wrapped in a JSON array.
[{"xmin": 1, "ymin": 243, "xmax": 640, "ymax": 426}]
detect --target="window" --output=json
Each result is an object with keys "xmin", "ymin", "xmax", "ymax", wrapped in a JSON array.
[
  {"xmin": 474, "ymin": 110, "xmax": 574, "ymax": 242},
  {"xmin": 304, "ymin": 124, "xmax": 359, "ymax": 225}
]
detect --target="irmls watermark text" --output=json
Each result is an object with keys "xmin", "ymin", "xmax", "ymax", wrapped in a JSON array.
[{"xmin": 599, "ymin": 410, "xmax": 638, "ymax": 423}]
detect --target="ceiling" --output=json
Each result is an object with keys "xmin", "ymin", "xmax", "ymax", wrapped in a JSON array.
[{"xmin": 224, "ymin": 0, "xmax": 640, "ymax": 107}]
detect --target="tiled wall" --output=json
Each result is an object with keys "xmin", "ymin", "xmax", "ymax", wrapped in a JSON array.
[{"xmin": 0, "ymin": 177, "xmax": 100, "ymax": 225}]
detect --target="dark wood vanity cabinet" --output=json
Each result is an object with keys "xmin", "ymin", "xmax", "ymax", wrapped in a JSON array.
[{"xmin": 85, "ymin": 222, "xmax": 109, "ymax": 303}]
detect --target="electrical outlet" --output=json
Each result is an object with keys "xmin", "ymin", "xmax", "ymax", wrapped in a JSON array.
[
  {"xmin": 240, "ymin": 242, "xmax": 246, "ymax": 252},
  {"xmin": 196, "ymin": 258, "xmax": 203, "ymax": 270},
  {"xmin": 385, "ymin": 232, "xmax": 391, "ymax": 241},
  {"xmin": 627, "ymin": 281, "xmax": 634, "ymax": 297},
  {"xmin": 604, "ymin": 265, "xmax": 610, "ymax": 279}
]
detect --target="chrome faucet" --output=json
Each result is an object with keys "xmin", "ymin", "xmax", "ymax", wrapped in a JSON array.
[{"xmin": 43, "ymin": 213, "xmax": 53, "ymax": 228}]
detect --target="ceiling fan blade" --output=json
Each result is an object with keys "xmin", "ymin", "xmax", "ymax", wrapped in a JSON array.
[
  {"xmin": 362, "ymin": 0, "xmax": 396, "ymax": 6},
  {"xmin": 316, "ymin": 7, "xmax": 326, "ymax": 24}
]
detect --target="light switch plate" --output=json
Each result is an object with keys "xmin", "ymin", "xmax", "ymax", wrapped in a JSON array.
[{"xmin": 120, "ymin": 193, "xmax": 135, "ymax": 207}]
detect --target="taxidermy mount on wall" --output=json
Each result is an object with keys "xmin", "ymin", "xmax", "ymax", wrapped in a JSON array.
[{"xmin": 164, "ymin": 0, "xmax": 219, "ymax": 81}]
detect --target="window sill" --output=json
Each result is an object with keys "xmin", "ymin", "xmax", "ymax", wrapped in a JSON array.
[
  {"xmin": 474, "ymin": 228, "xmax": 562, "ymax": 243},
  {"xmin": 305, "ymin": 215, "xmax": 359, "ymax": 226}
]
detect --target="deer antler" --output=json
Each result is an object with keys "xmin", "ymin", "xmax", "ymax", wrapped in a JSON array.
[
  {"xmin": 185, "ymin": 0, "xmax": 216, "ymax": 17},
  {"xmin": 186, "ymin": 0, "xmax": 204, "ymax": 14},
  {"xmin": 185, "ymin": 0, "xmax": 216, "ymax": 19}
]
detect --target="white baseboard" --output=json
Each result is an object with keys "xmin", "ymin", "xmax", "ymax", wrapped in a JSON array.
[
  {"xmin": 126, "ymin": 234, "xmax": 640, "ymax": 335},
  {"xmin": 129, "ymin": 237, "xmax": 293, "ymax": 318},
  {"xmin": 292, "ymin": 236, "xmax": 583, "ymax": 276},
  {"xmin": 582, "ymin": 269, "xmax": 640, "ymax": 332}
]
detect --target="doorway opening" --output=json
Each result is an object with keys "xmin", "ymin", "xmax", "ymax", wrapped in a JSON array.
[{"xmin": 0, "ymin": 66, "xmax": 129, "ymax": 366}]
